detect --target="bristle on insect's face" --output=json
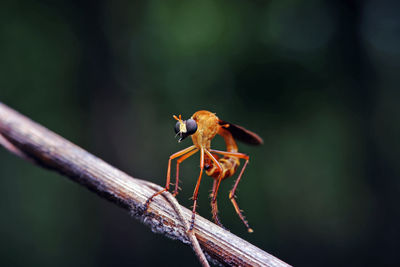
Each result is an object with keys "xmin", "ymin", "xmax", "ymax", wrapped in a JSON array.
[{"xmin": 173, "ymin": 115, "xmax": 197, "ymax": 142}]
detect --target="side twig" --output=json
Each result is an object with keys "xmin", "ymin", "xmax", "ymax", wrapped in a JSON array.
[
  {"xmin": 0, "ymin": 102, "xmax": 291, "ymax": 267},
  {"xmin": 147, "ymin": 182, "xmax": 210, "ymax": 267}
]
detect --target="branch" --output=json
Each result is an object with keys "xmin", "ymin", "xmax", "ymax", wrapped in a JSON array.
[{"xmin": 0, "ymin": 102, "xmax": 291, "ymax": 267}]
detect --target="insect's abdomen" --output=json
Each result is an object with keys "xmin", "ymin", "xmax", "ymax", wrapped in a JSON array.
[
  {"xmin": 205, "ymin": 156, "xmax": 240, "ymax": 179},
  {"xmin": 205, "ymin": 126, "xmax": 241, "ymax": 179}
]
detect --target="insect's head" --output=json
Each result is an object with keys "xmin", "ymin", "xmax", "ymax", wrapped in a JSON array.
[{"xmin": 173, "ymin": 114, "xmax": 197, "ymax": 142}]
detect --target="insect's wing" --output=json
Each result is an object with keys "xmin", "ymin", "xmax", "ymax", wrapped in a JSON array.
[{"xmin": 219, "ymin": 120, "xmax": 263, "ymax": 145}]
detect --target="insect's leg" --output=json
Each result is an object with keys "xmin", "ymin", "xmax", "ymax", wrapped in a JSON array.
[
  {"xmin": 209, "ymin": 179, "xmax": 221, "ymax": 226},
  {"xmin": 204, "ymin": 149, "xmax": 224, "ymax": 227},
  {"xmin": 145, "ymin": 145, "xmax": 196, "ymax": 210},
  {"xmin": 209, "ymin": 149, "xmax": 253, "ymax": 233},
  {"xmin": 189, "ymin": 147, "xmax": 205, "ymax": 231},
  {"xmin": 208, "ymin": 149, "xmax": 248, "ymax": 159},
  {"xmin": 230, "ymin": 158, "xmax": 253, "ymax": 233},
  {"xmin": 173, "ymin": 148, "xmax": 199, "ymax": 196},
  {"xmin": 210, "ymin": 178, "xmax": 217, "ymax": 199}
]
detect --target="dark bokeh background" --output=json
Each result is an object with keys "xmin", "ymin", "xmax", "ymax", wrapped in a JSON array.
[{"xmin": 1, "ymin": 0, "xmax": 399, "ymax": 266}]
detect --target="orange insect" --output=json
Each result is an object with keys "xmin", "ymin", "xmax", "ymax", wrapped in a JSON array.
[{"xmin": 145, "ymin": 110, "xmax": 263, "ymax": 232}]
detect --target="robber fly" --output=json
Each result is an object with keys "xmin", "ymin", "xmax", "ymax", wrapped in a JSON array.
[{"xmin": 145, "ymin": 110, "xmax": 263, "ymax": 232}]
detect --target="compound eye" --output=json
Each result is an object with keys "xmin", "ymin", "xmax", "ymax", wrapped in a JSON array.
[
  {"xmin": 185, "ymin": 119, "xmax": 197, "ymax": 135},
  {"xmin": 174, "ymin": 121, "xmax": 181, "ymax": 134}
]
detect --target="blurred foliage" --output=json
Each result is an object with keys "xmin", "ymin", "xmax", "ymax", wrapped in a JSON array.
[{"xmin": 0, "ymin": 0, "xmax": 399, "ymax": 266}]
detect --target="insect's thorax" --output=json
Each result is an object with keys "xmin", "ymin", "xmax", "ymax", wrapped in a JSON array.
[{"xmin": 190, "ymin": 110, "xmax": 219, "ymax": 149}]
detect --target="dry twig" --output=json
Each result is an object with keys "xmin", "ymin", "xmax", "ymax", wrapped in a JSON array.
[
  {"xmin": 0, "ymin": 102, "xmax": 291, "ymax": 267},
  {"xmin": 148, "ymin": 182, "xmax": 210, "ymax": 267}
]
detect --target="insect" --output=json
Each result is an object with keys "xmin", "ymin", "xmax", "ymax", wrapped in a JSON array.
[{"xmin": 145, "ymin": 110, "xmax": 263, "ymax": 232}]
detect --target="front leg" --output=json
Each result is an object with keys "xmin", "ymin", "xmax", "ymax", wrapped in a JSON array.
[
  {"xmin": 145, "ymin": 145, "xmax": 196, "ymax": 210},
  {"xmin": 189, "ymin": 147, "xmax": 205, "ymax": 231},
  {"xmin": 173, "ymin": 148, "xmax": 198, "ymax": 196}
]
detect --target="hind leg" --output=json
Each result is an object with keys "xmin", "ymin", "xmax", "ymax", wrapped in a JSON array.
[{"xmin": 210, "ymin": 149, "xmax": 253, "ymax": 233}]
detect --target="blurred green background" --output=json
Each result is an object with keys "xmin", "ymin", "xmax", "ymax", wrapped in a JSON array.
[{"xmin": 1, "ymin": 0, "xmax": 399, "ymax": 266}]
